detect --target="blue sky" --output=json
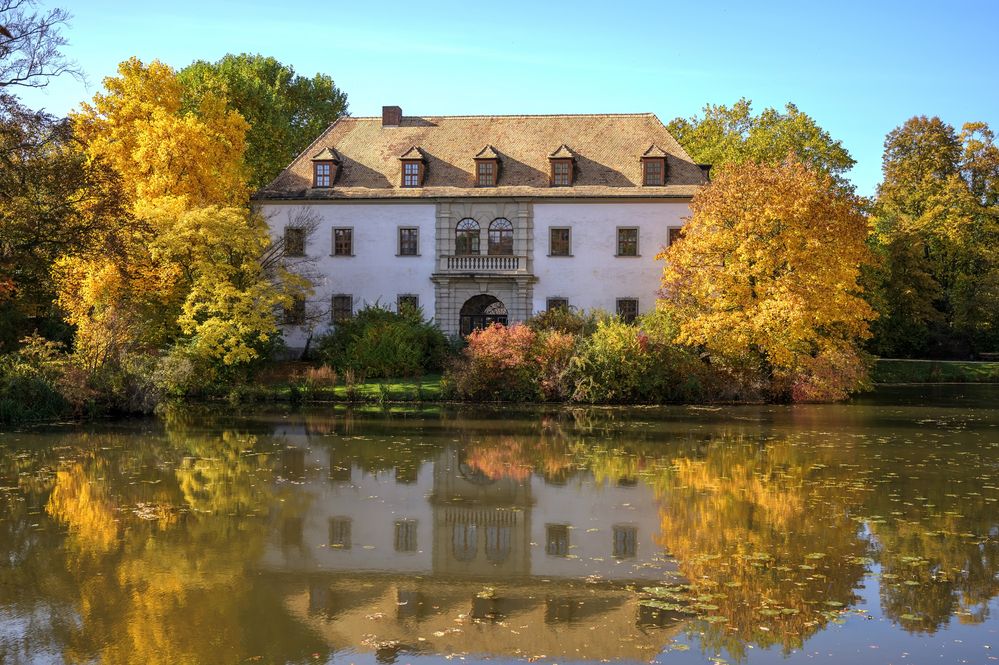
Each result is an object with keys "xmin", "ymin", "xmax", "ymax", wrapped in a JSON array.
[{"xmin": 17, "ymin": 0, "xmax": 999, "ymax": 197}]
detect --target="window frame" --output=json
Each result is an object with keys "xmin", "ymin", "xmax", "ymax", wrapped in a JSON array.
[
  {"xmin": 487, "ymin": 218, "xmax": 514, "ymax": 256},
  {"xmin": 545, "ymin": 523, "xmax": 570, "ymax": 557},
  {"xmin": 550, "ymin": 158, "xmax": 572, "ymax": 186},
  {"xmin": 313, "ymin": 161, "xmax": 333, "ymax": 188},
  {"xmin": 398, "ymin": 226, "xmax": 419, "ymax": 256},
  {"xmin": 397, "ymin": 294, "xmax": 419, "ymax": 312},
  {"xmin": 284, "ymin": 226, "xmax": 306, "ymax": 257},
  {"xmin": 284, "ymin": 295, "xmax": 306, "ymax": 325},
  {"xmin": 332, "ymin": 227, "xmax": 354, "ymax": 257},
  {"xmin": 616, "ymin": 227, "xmax": 640, "ymax": 257},
  {"xmin": 331, "ymin": 294, "xmax": 353, "ymax": 324},
  {"xmin": 616, "ymin": 298, "xmax": 639, "ymax": 323},
  {"xmin": 549, "ymin": 226, "xmax": 571, "ymax": 257},
  {"xmin": 612, "ymin": 524, "xmax": 638, "ymax": 559},
  {"xmin": 394, "ymin": 519, "xmax": 418, "ymax": 553},
  {"xmin": 329, "ymin": 516, "xmax": 352, "ymax": 550},
  {"xmin": 546, "ymin": 297, "xmax": 569, "ymax": 312},
  {"xmin": 641, "ymin": 157, "xmax": 665, "ymax": 186},
  {"xmin": 667, "ymin": 226, "xmax": 683, "ymax": 247},
  {"xmin": 401, "ymin": 160, "xmax": 423, "ymax": 188},
  {"xmin": 455, "ymin": 218, "xmax": 481, "ymax": 255},
  {"xmin": 476, "ymin": 160, "xmax": 497, "ymax": 187}
]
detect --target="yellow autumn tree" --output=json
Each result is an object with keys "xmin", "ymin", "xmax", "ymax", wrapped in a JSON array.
[
  {"xmin": 659, "ymin": 158, "xmax": 875, "ymax": 401},
  {"xmin": 56, "ymin": 57, "xmax": 306, "ymax": 373}
]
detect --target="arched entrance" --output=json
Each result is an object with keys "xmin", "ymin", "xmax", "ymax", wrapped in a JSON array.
[{"xmin": 459, "ymin": 295, "xmax": 508, "ymax": 336}]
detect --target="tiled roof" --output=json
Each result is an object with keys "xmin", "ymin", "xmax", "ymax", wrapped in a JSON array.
[{"xmin": 258, "ymin": 113, "xmax": 706, "ymax": 200}]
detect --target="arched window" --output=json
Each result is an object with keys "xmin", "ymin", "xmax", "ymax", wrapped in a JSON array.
[
  {"xmin": 485, "ymin": 525, "xmax": 511, "ymax": 564},
  {"xmin": 452, "ymin": 523, "xmax": 478, "ymax": 562},
  {"xmin": 488, "ymin": 218, "xmax": 513, "ymax": 255},
  {"xmin": 455, "ymin": 218, "xmax": 480, "ymax": 255}
]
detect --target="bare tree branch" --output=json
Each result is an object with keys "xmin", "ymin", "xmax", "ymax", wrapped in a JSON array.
[{"xmin": 0, "ymin": 0, "xmax": 82, "ymax": 89}]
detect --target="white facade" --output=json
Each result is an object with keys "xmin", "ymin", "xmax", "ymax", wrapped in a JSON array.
[
  {"xmin": 532, "ymin": 201, "xmax": 689, "ymax": 314},
  {"xmin": 260, "ymin": 198, "xmax": 690, "ymax": 347}
]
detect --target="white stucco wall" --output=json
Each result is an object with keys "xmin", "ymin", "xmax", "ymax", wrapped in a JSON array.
[
  {"xmin": 529, "ymin": 476, "xmax": 671, "ymax": 581},
  {"xmin": 259, "ymin": 202, "xmax": 438, "ymax": 349},
  {"xmin": 531, "ymin": 202, "xmax": 690, "ymax": 315}
]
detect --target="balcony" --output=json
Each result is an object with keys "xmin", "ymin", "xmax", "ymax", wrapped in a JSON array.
[{"xmin": 437, "ymin": 254, "xmax": 527, "ymax": 274}]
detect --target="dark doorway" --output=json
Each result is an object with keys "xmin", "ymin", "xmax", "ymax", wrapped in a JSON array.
[{"xmin": 459, "ymin": 295, "xmax": 508, "ymax": 336}]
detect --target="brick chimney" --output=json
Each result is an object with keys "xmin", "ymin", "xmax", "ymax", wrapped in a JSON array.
[{"xmin": 382, "ymin": 105, "xmax": 402, "ymax": 127}]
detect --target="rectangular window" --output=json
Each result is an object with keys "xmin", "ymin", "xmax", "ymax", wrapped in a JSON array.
[
  {"xmin": 314, "ymin": 162, "xmax": 331, "ymax": 188},
  {"xmin": 551, "ymin": 160, "xmax": 571, "ymax": 186},
  {"xmin": 643, "ymin": 159, "xmax": 664, "ymax": 186},
  {"xmin": 397, "ymin": 294, "xmax": 419, "ymax": 312},
  {"xmin": 402, "ymin": 162, "xmax": 421, "ymax": 187},
  {"xmin": 394, "ymin": 519, "xmax": 418, "ymax": 552},
  {"xmin": 399, "ymin": 227, "xmax": 419, "ymax": 256},
  {"xmin": 283, "ymin": 517, "xmax": 303, "ymax": 548},
  {"xmin": 477, "ymin": 161, "xmax": 495, "ymax": 187},
  {"xmin": 332, "ymin": 295, "xmax": 353, "ymax": 324},
  {"xmin": 668, "ymin": 226, "xmax": 683, "ymax": 246},
  {"xmin": 284, "ymin": 227, "xmax": 305, "ymax": 257},
  {"xmin": 329, "ymin": 517, "xmax": 352, "ymax": 550},
  {"xmin": 612, "ymin": 525, "xmax": 637, "ymax": 558},
  {"xmin": 332, "ymin": 228, "xmax": 353, "ymax": 256},
  {"xmin": 547, "ymin": 297, "xmax": 569, "ymax": 312},
  {"xmin": 546, "ymin": 524, "xmax": 569, "ymax": 556},
  {"xmin": 617, "ymin": 227, "xmax": 639, "ymax": 256},
  {"xmin": 549, "ymin": 227, "xmax": 571, "ymax": 256},
  {"xmin": 617, "ymin": 298, "xmax": 638, "ymax": 323},
  {"xmin": 284, "ymin": 296, "xmax": 306, "ymax": 325}
]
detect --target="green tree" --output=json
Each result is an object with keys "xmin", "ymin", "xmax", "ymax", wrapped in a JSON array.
[
  {"xmin": 871, "ymin": 116, "xmax": 999, "ymax": 357},
  {"xmin": 178, "ymin": 53, "xmax": 348, "ymax": 188},
  {"xmin": 668, "ymin": 98, "xmax": 855, "ymax": 185},
  {"xmin": 0, "ymin": 95, "xmax": 126, "ymax": 350}
]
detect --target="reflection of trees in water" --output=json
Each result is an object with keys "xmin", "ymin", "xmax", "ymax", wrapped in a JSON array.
[
  {"xmin": 652, "ymin": 436, "xmax": 870, "ymax": 659},
  {"xmin": 451, "ymin": 418, "xmax": 999, "ymax": 655},
  {"xmin": 861, "ymin": 445, "xmax": 999, "ymax": 632},
  {"xmin": 0, "ymin": 426, "xmax": 325, "ymax": 665},
  {"xmin": 1, "ymin": 410, "xmax": 997, "ymax": 662}
]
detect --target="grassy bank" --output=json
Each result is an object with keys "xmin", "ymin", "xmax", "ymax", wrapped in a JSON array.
[
  {"xmin": 240, "ymin": 374, "xmax": 444, "ymax": 404},
  {"xmin": 873, "ymin": 359, "xmax": 999, "ymax": 384}
]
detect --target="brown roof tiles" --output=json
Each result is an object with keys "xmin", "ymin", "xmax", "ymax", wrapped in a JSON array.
[{"xmin": 258, "ymin": 113, "xmax": 705, "ymax": 200}]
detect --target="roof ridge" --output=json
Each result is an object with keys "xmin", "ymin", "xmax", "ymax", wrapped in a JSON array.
[{"xmin": 345, "ymin": 112, "xmax": 658, "ymax": 120}]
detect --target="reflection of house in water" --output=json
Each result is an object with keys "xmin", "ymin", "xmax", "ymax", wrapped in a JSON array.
[{"xmin": 261, "ymin": 436, "xmax": 681, "ymax": 661}]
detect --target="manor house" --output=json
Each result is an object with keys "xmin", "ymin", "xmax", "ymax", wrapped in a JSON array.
[{"xmin": 256, "ymin": 106, "xmax": 708, "ymax": 346}]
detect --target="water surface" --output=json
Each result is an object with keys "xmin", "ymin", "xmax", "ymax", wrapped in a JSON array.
[{"xmin": 1, "ymin": 386, "xmax": 997, "ymax": 664}]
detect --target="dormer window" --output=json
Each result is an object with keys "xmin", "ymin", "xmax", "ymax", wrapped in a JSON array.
[
  {"xmin": 548, "ymin": 144, "xmax": 576, "ymax": 187},
  {"xmin": 641, "ymin": 145, "xmax": 668, "ymax": 186},
  {"xmin": 311, "ymin": 147, "xmax": 341, "ymax": 188},
  {"xmin": 314, "ymin": 162, "xmax": 332, "ymax": 187},
  {"xmin": 551, "ymin": 160, "xmax": 572, "ymax": 186},
  {"xmin": 399, "ymin": 146, "xmax": 426, "ymax": 188},
  {"xmin": 474, "ymin": 145, "xmax": 500, "ymax": 187},
  {"xmin": 477, "ymin": 161, "xmax": 495, "ymax": 186}
]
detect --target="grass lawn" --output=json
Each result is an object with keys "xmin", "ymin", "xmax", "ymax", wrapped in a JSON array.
[
  {"xmin": 873, "ymin": 359, "xmax": 999, "ymax": 384},
  {"xmin": 269, "ymin": 374, "xmax": 444, "ymax": 402}
]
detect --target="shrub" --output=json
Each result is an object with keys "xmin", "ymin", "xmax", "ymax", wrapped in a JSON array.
[
  {"xmin": 447, "ymin": 323, "xmax": 538, "ymax": 401},
  {"xmin": 570, "ymin": 318, "xmax": 651, "ymax": 403},
  {"xmin": 527, "ymin": 307, "xmax": 600, "ymax": 336},
  {"xmin": 0, "ymin": 341, "xmax": 68, "ymax": 425},
  {"xmin": 533, "ymin": 330, "xmax": 578, "ymax": 401},
  {"xmin": 316, "ymin": 304, "xmax": 449, "ymax": 378}
]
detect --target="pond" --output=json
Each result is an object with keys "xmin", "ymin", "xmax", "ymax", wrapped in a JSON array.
[{"xmin": 1, "ymin": 385, "xmax": 997, "ymax": 664}]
